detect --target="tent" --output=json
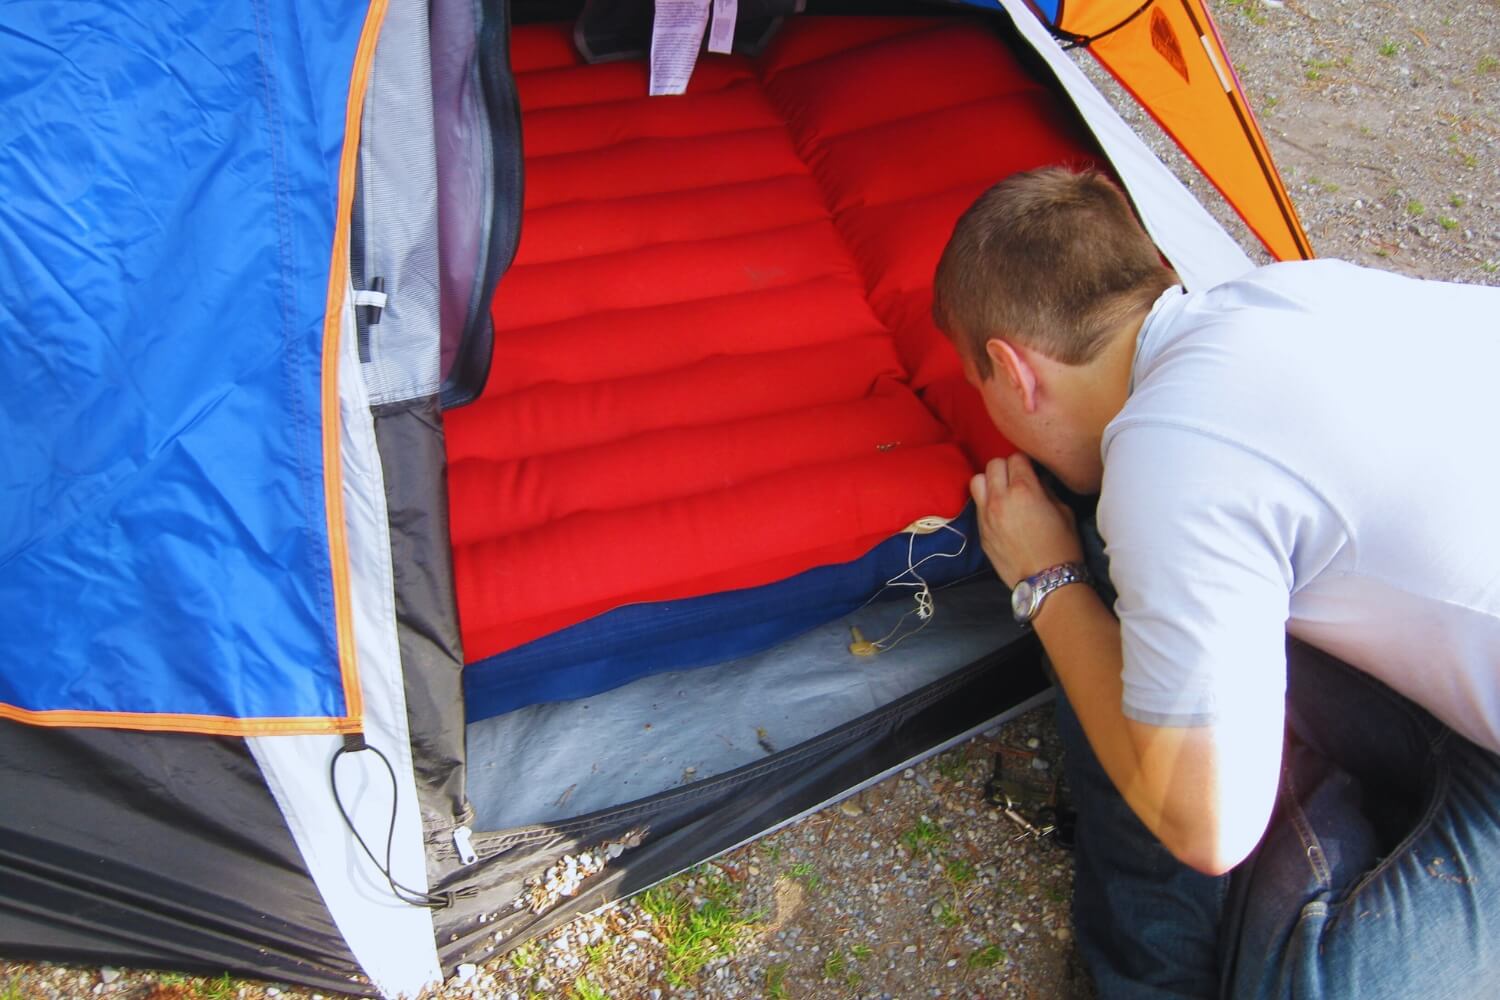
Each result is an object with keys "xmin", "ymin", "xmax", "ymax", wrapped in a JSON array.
[{"xmin": 0, "ymin": 0, "xmax": 1308, "ymax": 995}]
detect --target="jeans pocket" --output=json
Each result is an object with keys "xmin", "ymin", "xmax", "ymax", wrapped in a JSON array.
[{"xmin": 1325, "ymin": 735, "xmax": 1450, "ymax": 933}]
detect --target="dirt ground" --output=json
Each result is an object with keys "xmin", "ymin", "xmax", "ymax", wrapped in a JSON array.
[{"xmin": 3, "ymin": 2, "xmax": 1495, "ymax": 999}]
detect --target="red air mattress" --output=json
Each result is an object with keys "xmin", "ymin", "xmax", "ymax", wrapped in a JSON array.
[{"xmin": 447, "ymin": 16, "xmax": 1101, "ymax": 663}]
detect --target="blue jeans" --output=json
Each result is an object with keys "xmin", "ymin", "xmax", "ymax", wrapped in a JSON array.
[{"xmin": 1057, "ymin": 641, "xmax": 1500, "ymax": 999}]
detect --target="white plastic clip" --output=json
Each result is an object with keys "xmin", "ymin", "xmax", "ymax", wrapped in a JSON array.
[
  {"xmin": 453, "ymin": 825, "xmax": 479, "ymax": 866},
  {"xmin": 349, "ymin": 289, "xmax": 388, "ymax": 310}
]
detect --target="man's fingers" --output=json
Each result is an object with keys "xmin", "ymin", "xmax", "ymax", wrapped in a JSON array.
[
  {"xmin": 1006, "ymin": 451, "xmax": 1036, "ymax": 485},
  {"xmin": 969, "ymin": 472, "xmax": 987, "ymax": 506}
]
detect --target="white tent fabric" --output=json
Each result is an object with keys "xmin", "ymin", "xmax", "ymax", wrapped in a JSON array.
[{"xmin": 250, "ymin": 284, "xmax": 441, "ymax": 1000}]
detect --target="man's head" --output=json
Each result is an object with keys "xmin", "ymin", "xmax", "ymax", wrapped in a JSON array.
[{"xmin": 932, "ymin": 167, "xmax": 1177, "ymax": 491}]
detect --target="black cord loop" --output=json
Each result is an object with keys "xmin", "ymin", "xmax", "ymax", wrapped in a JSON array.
[
  {"xmin": 330, "ymin": 739, "xmax": 451, "ymax": 910},
  {"xmin": 1048, "ymin": 0, "xmax": 1157, "ymax": 50}
]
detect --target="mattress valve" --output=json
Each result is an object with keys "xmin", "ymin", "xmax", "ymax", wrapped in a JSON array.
[{"xmin": 849, "ymin": 626, "xmax": 880, "ymax": 657}]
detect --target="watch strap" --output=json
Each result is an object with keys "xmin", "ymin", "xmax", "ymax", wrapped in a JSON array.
[{"xmin": 1020, "ymin": 561, "xmax": 1091, "ymax": 623}]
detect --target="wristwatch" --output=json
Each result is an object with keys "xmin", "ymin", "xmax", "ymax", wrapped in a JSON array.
[{"xmin": 1011, "ymin": 562, "xmax": 1091, "ymax": 625}]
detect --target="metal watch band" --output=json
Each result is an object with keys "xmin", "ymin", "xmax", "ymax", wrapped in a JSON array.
[{"xmin": 1012, "ymin": 561, "xmax": 1091, "ymax": 625}]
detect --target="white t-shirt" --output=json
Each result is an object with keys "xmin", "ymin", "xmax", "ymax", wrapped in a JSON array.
[{"xmin": 1099, "ymin": 260, "xmax": 1500, "ymax": 754}]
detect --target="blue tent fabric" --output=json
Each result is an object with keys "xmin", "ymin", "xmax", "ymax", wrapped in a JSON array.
[
  {"xmin": 463, "ymin": 506, "xmax": 989, "ymax": 721},
  {"xmin": 0, "ymin": 1, "xmax": 371, "ymax": 725}
]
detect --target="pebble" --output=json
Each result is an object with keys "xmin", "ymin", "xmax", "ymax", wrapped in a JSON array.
[
  {"xmin": 454, "ymin": 964, "xmax": 478, "ymax": 984},
  {"xmin": 1025, "ymin": 737, "xmax": 1041, "ymax": 749},
  {"xmin": 99, "ymin": 969, "xmax": 119, "ymax": 985},
  {"xmin": 839, "ymin": 799, "xmax": 864, "ymax": 817}
]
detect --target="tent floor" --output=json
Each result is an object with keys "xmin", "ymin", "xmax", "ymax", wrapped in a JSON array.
[{"xmin": 465, "ymin": 575, "xmax": 1025, "ymax": 830}]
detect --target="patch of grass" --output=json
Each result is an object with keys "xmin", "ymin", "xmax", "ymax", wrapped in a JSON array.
[
  {"xmin": 1482, "ymin": 261, "xmax": 1499, "ymax": 274},
  {"xmin": 944, "ymin": 858, "xmax": 976, "ymax": 886},
  {"xmin": 1303, "ymin": 56, "xmax": 1335, "ymax": 82},
  {"xmin": 1405, "ymin": 199, "xmax": 1426, "ymax": 217},
  {"xmin": 1450, "ymin": 194, "xmax": 1466, "ymax": 209},
  {"xmin": 787, "ymin": 860, "xmax": 822, "ymax": 890},
  {"xmin": 1479, "ymin": 54, "xmax": 1499, "ymax": 75},
  {"xmin": 762, "ymin": 842, "xmax": 783, "ymax": 864},
  {"xmin": 571, "ymin": 976, "xmax": 609, "ymax": 1000},
  {"xmin": 2, "ymin": 977, "xmax": 24, "ymax": 1000},
  {"xmin": 510, "ymin": 941, "xmax": 541, "ymax": 972},
  {"xmin": 935, "ymin": 750, "xmax": 968, "ymax": 782},
  {"xmin": 765, "ymin": 963, "xmax": 790, "ymax": 999},
  {"xmin": 901, "ymin": 816, "xmax": 949, "ymax": 857},
  {"xmin": 1045, "ymin": 884, "xmax": 1070, "ymax": 904},
  {"xmin": 934, "ymin": 900, "xmax": 963, "ymax": 928},
  {"xmin": 850, "ymin": 943, "xmax": 873, "ymax": 961},
  {"xmin": 1438, "ymin": 216, "xmax": 1460, "ymax": 231},
  {"xmin": 821, "ymin": 951, "xmax": 861, "ymax": 989},
  {"xmin": 1378, "ymin": 40, "xmax": 1399, "ymax": 58},
  {"xmin": 585, "ymin": 938, "xmax": 613, "ymax": 967},
  {"xmin": 1307, "ymin": 176, "xmax": 1340, "ymax": 194},
  {"xmin": 198, "ymin": 974, "xmax": 237, "ymax": 1000},
  {"xmin": 640, "ymin": 868, "xmax": 761, "ymax": 987},
  {"xmin": 1261, "ymin": 93, "xmax": 1279, "ymax": 111},
  {"xmin": 967, "ymin": 944, "xmax": 1008, "ymax": 970},
  {"xmin": 1225, "ymin": 0, "xmax": 1268, "ymax": 26}
]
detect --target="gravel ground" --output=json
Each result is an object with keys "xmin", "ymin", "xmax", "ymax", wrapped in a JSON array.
[{"xmin": 3, "ymin": 2, "xmax": 1495, "ymax": 999}]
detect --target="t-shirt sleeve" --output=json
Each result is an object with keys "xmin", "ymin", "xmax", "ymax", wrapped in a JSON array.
[{"xmin": 1098, "ymin": 424, "xmax": 1311, "ymax": 727}]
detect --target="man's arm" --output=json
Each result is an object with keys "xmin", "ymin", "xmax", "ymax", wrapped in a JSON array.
[{"xmin": 972, "ymin": 453, "xmax": 1282, "ymax": 875}]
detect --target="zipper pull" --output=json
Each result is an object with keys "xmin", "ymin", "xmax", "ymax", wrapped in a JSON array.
[{"xmin": 452, "ymin": 825, "xmax": 479, "ymax": 866}]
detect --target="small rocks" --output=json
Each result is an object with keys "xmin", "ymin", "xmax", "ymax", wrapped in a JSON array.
[{"xmin": 98, "ymin": 968, "xmax": 120, "ymax": 985}]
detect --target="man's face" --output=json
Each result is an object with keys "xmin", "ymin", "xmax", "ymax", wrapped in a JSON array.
[{"xmin": 960, "ymin": 345, "xmax": 1104, "ymax": 495}]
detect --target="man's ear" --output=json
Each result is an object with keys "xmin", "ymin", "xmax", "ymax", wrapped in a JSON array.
[{"xmin": 984, "ymin": 338, "xmax": 1039, "ymax": 413}]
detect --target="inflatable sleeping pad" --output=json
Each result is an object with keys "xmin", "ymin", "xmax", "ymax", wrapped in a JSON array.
[{"xmin": 449, "ymin": 15, "xmax": 1102, "ymax": 717}]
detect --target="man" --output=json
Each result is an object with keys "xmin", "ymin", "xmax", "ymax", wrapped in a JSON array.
[{"xmin": 932, "ymin": 166, "xmax": 1500, "ymax": 998}]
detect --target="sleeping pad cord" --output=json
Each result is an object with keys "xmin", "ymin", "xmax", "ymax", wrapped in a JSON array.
[
  {"xmin": 330, "ymin": 733, "xmax": 454, "ymax": 909},
  {"xmin": 849, "ymin": 517, "xmax": 968, "ymax": 656}
]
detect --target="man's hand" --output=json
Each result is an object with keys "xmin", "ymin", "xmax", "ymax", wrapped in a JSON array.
[{"xmin": 970, "ymin": 453, "xmax": 1084, "ymax": 588}]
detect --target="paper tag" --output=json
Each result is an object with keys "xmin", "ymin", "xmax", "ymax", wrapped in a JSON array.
[
  {"xmin": 707, "ymin": 0, "xmax": 738, "ymax": 54},
  {"xmin": 650, "ymin": 0, "xmax": 711, "ymax": 96}
]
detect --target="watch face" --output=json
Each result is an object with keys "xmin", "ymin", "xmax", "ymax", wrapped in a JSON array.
[{"xmin": 1011, "ymin": 579, "xmax": 1035, "ymax": 621}]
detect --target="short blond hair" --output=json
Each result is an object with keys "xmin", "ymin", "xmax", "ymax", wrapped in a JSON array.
[{"xmin": 932, "ymin": 167, "xmax": 1176, "ymax": 376}]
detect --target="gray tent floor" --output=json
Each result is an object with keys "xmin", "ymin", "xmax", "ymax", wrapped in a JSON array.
[{"xmin": 466, "ymin": 576, "xmax": 1023, "ymax": 830}]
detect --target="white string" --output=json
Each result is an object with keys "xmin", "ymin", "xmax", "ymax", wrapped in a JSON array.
[{"xmin": 850, "ymin": 518, "xmax": 968, "ymax": 656}]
